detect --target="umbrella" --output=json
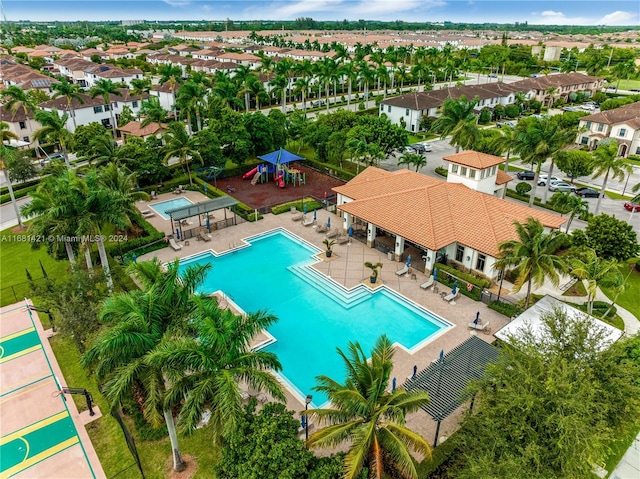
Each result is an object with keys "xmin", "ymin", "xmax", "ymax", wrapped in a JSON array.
[
  {"xmin": 392, "ymin": 377, "xmax": 396, "ymax": 392},
  {"xmin": 412, "ymin": 365, "xmax": 417, "ymax": 378},
  {"xmin": 303, "ymin": 203, "xmax": 307, "ymax": 215},
  {"xmin": 131, "ymin": 253, "xmax": 137, "ymax": 264},
  {"xmin": 313, "ymin": 209, "xmax": 317, "ymax": 222},
  {"xmin": 452, "ymin": 280, "xmax": 458, "ymax": 294},
  {"xmin": 406, "ymin": 255, "xmax": 411, "ymax": 268},
  {"xmin": 348, "ymin": 225, "xmax": 354, "ymax": 237},
  {"xmin": 439, "ymin": 349, "xmax": 444, "ymax": 362},
  {"xmin": 204, "ymin": 183, "xmax": 208, "ymax": 194},
  {"xmin": 175, "ymin": 228, "xmax": 181, "ymax": 240},
  {"xmin": 433, "ymin": 267, "xmax": 438, "ymax": 281},
  {"xmin": 205, "ymin": 216, "xmax": 211, "ymax": 232},
  {"xmin": 474, "ymin": 311, "xmax": 480, "ymax": 325},
  {"xmin": 301, "ymin": 415, "xmax": 307, "ymax": 429},
  {"xmin": 327, "ymin": 217, "xmax": 331, "ymax": 229}
]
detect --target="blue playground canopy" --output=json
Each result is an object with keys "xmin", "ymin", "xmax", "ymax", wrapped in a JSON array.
[{"xmin": 257, "ymin": 148, "xmax": 304, "ymax": 165}]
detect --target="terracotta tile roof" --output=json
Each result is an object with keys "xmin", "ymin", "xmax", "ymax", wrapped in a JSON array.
[
  {"xmin": 495, "ymin": 169, "xmax": 513, "ymax": 185},
  {"xmin": 118, "ymin": 121, "xmax": 166, "ymax": 137},
  {"xmin": 443, "ymin": 151, "xmax": 504, "ymax": 169},
  {"xmin": 581, "ymin": 102, "xmax": 640, "ymax": 129},
  {"xmin": 335, "ymin": 167, "xmax": 565, "ymax": 257}
]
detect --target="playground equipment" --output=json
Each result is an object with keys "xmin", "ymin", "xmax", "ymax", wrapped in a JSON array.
[
  {"xmin": 196, "ymin": 166, "xmax": 225, "ymax": 187},
  {"xmin": 276, "ymin": 172, "xmax": 285, "ymax": 188}
]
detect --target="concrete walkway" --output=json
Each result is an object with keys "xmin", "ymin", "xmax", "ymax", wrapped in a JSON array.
[{"xmin": 610, "ymin": 431, "xmax": 640, "ymax": 479}]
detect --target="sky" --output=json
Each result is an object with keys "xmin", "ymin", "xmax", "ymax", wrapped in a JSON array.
[{"xmin": 3, "ymin": 0, "xmax": 639, "ymax": 25}]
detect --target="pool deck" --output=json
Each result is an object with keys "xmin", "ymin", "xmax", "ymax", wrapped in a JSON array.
[{"xmin": 138, "ymin": 192, "xmax": 509, "ymax": 447}]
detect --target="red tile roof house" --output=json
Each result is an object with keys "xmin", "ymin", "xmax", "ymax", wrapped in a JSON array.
[
  {"xmin": 576, "ymin": 102, "xmax": 640, "ymax": 157},
  {"xmin": 333, "ymin": 167, "xmax": 565, "ymax": 280},
  {"xmin": 117, "ymin": 121, "xmax": 167, "ymax": 142}
]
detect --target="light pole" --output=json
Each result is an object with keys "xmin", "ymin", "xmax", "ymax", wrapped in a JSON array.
[{"xmin": 305, "ymin": 394, "xmax": 312, "ymax": 442}]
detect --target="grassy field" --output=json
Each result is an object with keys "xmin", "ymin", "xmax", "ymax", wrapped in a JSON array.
[
  {"xmin": 613, "ymin": 79, "xmax": 640, "ymax": 91},
  {"xmin": 0, "ymin": 225, "xmax": 70, "ymax": 306},
  {"xmin": 601, "ymin": 264, "xmax": 640, "ymax": 321}
]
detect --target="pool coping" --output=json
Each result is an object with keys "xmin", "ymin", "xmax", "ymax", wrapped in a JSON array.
[{"xmin": 148, "ymin": 196, "xmax": 195, "ymax": 220}]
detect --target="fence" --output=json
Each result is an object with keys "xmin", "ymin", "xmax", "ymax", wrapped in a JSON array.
[{"xmin": 1, "ymin": 277, "xmax": 47, "ymax": 306}]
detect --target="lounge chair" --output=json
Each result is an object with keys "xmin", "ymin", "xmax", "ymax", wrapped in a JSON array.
[
  {"xmin": 468, "ymin": 321, "xmax": 491, "ymax": 333},
  {"xmin": 443, "ymin": 290, "xmax": 460, "ymax": 303},
  {"xmin": 142, "ymin": 211, "xmax": 156, "ymax": 218},
  {"xmin": 325, "ymin": 229, "xmax": 339, "ymax": 239},
  {"xmin": 316, "ymin": 224, "xmax": 328, "ymax": 233},
  {"xmin": 420, "ymin": 276, "xmax": 435, "ymax": 290},
  {"xmin": 173, "ymin": 185, "xmax": 183, "ymax": 194},
  {"xmin": 169, "ymin": 238, "xmax": 182, "ymax": 251},
  {"xmin": 336, "ymin": 234, "xmax": 349, "ymax": 245},
  {"xmin": 302, "ymin": 216, "xmax": 314, "ymax": 226},
  {"xmin": 395, "ymin": 265, "xmax": 409, "ymax": 276},
  {"xmin": 198, "ymin": 231, "xmax": 212, "ymax": 242},
  {"xmin": 291, "ymin": 212, "xmax": 304, "ymax": 221}
]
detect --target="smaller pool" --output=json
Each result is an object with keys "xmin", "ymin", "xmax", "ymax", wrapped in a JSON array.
[{"xmin": 149, "ymin": 197, "xmax": 194, "ymax": 220}]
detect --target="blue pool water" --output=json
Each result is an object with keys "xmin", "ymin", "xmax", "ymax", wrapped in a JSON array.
[
  {"xmin": 179, "ymin": 230, "xmax": 450, "ymax": 406},
  {"xmin": 150, "ymin": 197, "xmax": 194, "ymax": 220}
]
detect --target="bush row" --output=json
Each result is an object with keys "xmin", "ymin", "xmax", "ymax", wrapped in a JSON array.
[
  {"xmin": 434, "ymin": 166, "xmax": 448, "ymax": 178},
  {"xmin": 433, "ymin": 263, "xmax": 485, "ymax": 301},
  {"xmin": 271, "ymin": 198, "xmax": 322, "ymax": 215},
  {"xmin": 105, "ymin": 214, "xmax": 167, "ymax": 259},
  {"xmin": 488, "ymin": 300, "xmax": 522, "ymax": 318}
]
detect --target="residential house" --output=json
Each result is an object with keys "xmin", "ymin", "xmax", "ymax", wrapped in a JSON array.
[
  {"xmin": 576, "ymin": 101, "xmax": 640, "ymax": 157},
  {"xmin": 510, "ymin": 72, "xmax": 603, "ymax": 107},
  {"xmin": 82, "ymin": 64, "xmax": 144, "ymax": 89},
  {"xmin": 443, "ymin": 151, "xmax": 512, "ymax": 198},
  {"xmin": 52, "ymin": 57, "xmax": 95, "ymax": 86},
  {"xmin": 39, "ymin": 89, "xmax": 147, "ymax": 134},
  {"xmin": 80, "ymin": 48, "xmax": 111, "ymax": 62},
  {"xmin": 0, "ymin": 105, "xmax": 39, "ymax": 145},
  {"xmin": 149, "ymin": 81, "xmax": 178, "ymax": 113},
  {"xmin": 118, "ymin": 121, "xmax": 167, "ymax": 142},
  {"xmin": 333, "ymin": 167, "xmax": 564, "ymax": 280},
  {"xmin": 0, "ymin": 62, "xmax": 57, "ymax": 92}
]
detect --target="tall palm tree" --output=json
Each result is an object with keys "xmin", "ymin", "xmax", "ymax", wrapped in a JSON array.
[
  {"xmin": 512, "ymin": 116, "xmax": 576, "ymax": 205},
  {"xmin": 90, "ymin": 79, "xmax": 122, "ymax": 140},
  {"xmin": 130, "ymin": 78, "xmax": 152, "ymax": 97},
  {"xmin": 307, "ymin": 335, "xmax": 431, "ymax": 479},
  {"xmin": 270, "ymin": 74, "xmax": 289, "ymax": 113},
  {"xmin": 139, "ymin": 96, "xmax": 169, "ymax": 127},
  {"xmin": 590, "ymin": 140, "xmax": 633, "ymax": 215},
  {"xmin": 234, "ymin": 65, "xmax": 256, "ymax": 112},
  {"xmin": 33, "ymin": 109, "xmax": 73, "ymax": 169},
  {"xmin": 430, "ymin": 96, "xmax": 480, "ymax": 153},
  {"xmin": 293, "ymin": 77, "xmax": 311, "ymax": 115},
  {"xmin": 147, "ymin": 299, "xmax": 285, "ymax": 445},
  {"xmin": 569, "ymin": 249, "xmax": 622, "ymax": 315},
  {"xmin": 51, "ymin": 79, "xmax": 85, "ymax": 130},
  {"xmin": 1, "ymin": 85, "xmax": 36, "ymax": 118},
  {"xmin": 346, "ymin": 136, "xmax": 369, "ymax": 174},
  {"xmin": 398, "ymin": 152, "xmax": 425, "ymax": 172},
  {"xmin": 87, "ymin": 135, "xmax": 119, "ymax": 166},
  {"xmin": 82, "ymin": 259, "xmax": 211, "ymax": 473},
  {"xmin": 490, "ymin": 124, "xmax": 517, "ymax": 172},
  {"xmin": 163, "ymin": 122, "xmax": 202, "ymax": 186},
  {"xmin": 494, "ymin": 218, "xmax": 568, "ymax": 309},
  {"xmin": 0, "ymin": 124, "xmax": 23, "ymax": 228},
  {"xmin": 549, "ymin": 192, "xmax": 589, "ymax": 233},
  {"xmin": 175, "ymin": 79, "xmax": 206, "ymax": 133}
]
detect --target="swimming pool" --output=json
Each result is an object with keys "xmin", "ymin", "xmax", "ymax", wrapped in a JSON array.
[
  {"xmin": 149, "ymin": 197, "xmax": 194, "ymax": 220},
  {"xmin": 178, "ymin": 229, "xmax": 451, "ymax": 406}
]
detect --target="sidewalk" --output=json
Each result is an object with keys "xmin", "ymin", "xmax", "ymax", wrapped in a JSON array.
[{"xmin": 610, "ymin": 432, "xmax": 640, "ymax": 479}]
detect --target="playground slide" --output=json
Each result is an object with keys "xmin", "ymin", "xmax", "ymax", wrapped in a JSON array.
[
  {"xmin": 276, "ymin": 173, "xmax": 285, "ymax": 188},
  {"xmin": 251, "ymin": 171, "xmax": 261, "ymax": 185},
  {"xmin": 243, "ymin": 167, "xmax": 258, "ymax": 179}
]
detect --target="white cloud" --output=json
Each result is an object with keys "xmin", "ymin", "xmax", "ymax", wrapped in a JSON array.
[
  {"xmin": 598, "ymin": 10, "xmax": 638, "ymax": 25},
  {"xmin": 540, "ymin": 10, "xmax": 566, "ymax": 19},
  {"xmin": 162, "ymin": 0, "xmax": 190, "ymax": 7},
  {"xmin": 530, "ymin": 10, "xmax": 591, "ymax": 25},
  {"xmin": 261, "ymin": 0, "xmax": 442, "ymax": 20}
]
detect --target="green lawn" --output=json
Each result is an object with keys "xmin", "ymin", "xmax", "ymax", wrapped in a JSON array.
[
  {"xmin": 613, "ymin": 79, "xmax": 640, "ymax": 91},
  {"xmin": 0, "ymin": 225, "xmax": 70, "ymax": 306},
  {"xmin": 601, "ymin": 265, "xmax": 640, "ymax": 321}
]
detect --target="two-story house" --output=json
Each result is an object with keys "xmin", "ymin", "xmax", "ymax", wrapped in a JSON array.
[
  {"xmin": 0, "ymin": 105, "xmax": 39, "ymax": 145},
  {"xmin": 510, "ymin": 72, "xmax": 603, "ymax": 107},
  {"xmin": 576, "ymin": 102, "xmax": 640, "ymax": 157}
]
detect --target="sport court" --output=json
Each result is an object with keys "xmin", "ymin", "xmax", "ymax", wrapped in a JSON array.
[{"xmin": 0, "ymin": 301, "xmax": 105, "ymax": 479}]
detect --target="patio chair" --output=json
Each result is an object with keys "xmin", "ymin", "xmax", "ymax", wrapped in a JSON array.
[
  {"xmin": 316, "ymin": 224, "xmax": 328, "ymax": 233},
  {"xmin": 325, "ymin": 229, "xmax": 339, "ymax": 239},
  {"xmin": 468, "ymin": 321, "xmax": 491, "ymax": 334},
  {"xmin": 443, "ymin": 290, "xmax": 460, "ymax": 303},
  {"xmin": 420, "ymin": 276, "xmax": 435, "ymax": 290},
  {"xmin": 198, "ymin": 231, "xmax": 212, "ymax": 242},
  {"xmin": 302, "ymin": 216, "xmax": 314, "ymax": 226},
  {"xmin": 395, "ymin": 265, "xmax": 409, "ymax": 276},
  {"xmin": 336, "ymin": 234, "xmax": 349, "ymax": 245},
  {"xmin": 173, "ymin": 185, "xmax": 183, "ymax": 194},
  {"xmin": 169, "ymin": 238, "xmax": 182, "ymax": 251},
  {"xmin": 291, "ymin": 212, "xmax": 304, "ymax": 221},
  {"xmin": 142, "ymin": 211, "xmax": 156, "ymax": 218}
]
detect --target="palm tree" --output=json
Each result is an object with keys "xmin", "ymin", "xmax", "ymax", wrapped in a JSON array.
[
  {"xmin": 494, "ymin": 218, "xmax": 568, "ymax": 309},
  {"xmin": 147, "ymin": 299, "xmax": 285, "ymax": 445},
  {"xmin": 51, "ymin": 79, "xmax": 85, "ymax": 130},
  {"xmin": 1, "ymin": 85, "xmax": 36, "ymax": 118},
  {"xmin": 33, "ymin": 109, "xmax": 73, "ymax": 169},
  {"xmin": 490, "ymin": 124, "xmax": 517, "ymax": 172},
  {"xmin": 82, "ymin": 259, "xmax": 211, "ymax": 473},
  {"xmin": 0, "ymin": 124, "xmax": 23, "ymax": 228},
  {"xmin": 270, "ymin": 74, "xmax": 289, "ymax": 113},
  {"xmin": 548, "ymin": 192, "xmax": 589, "ymax": 233},
  {"xmin": 398, "ymin": 152, "xmax": 425, "ymax": 172},
  {"xmin": 307, "ymin": 335, "xmax": 431, "ymax": 479},
  {"xmin": 139, "ymin": 96, "xmax": 169, "ymax": 127},
  {"xmin": 430, "ymin": 96, "xmax": 480, "ymax": 153},
  {"xmin": 175, "ymin": 79, "xmax": 206, "ymax": 133},
  {"xmin": 512, "ymin": 116, "xmax": 576, "ymax": 206},
  {"xmin": 163, "ymin": 122, "xmax": 202, "ymax": 186},
  {"xmin": 346, "ymin": 136, "xmax": 369, "ymax": 174},
  {"xmin": 293, "ymin": 77, "xmax": 311, "ymax": 115},
  {"xmin": 569, "ymin": 249, "xmax": 622, "ymax": 315},
  {"xmin": 87, "ymin": 135, "xmax": 119, "ymax": 166},
  {"xmin": 590, "ymin": 140, "xmax": 633, "ymax": 215},
  {"xmin": 130, "ymin": 78, "xmax": 152, "ymax": 97},
  {"xmin": 90, "ymin": 79, "xmax": 122, "ymax": 140}
]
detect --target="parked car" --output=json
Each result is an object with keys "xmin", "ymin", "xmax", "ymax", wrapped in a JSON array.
[
  {"xmin": 488, "ymin": 73, "xmax": 498, "ymax": 78},
  {"xmin": 311, "ymin": 99, "xmax": 325, "ymax": 107},
  {"xmin": 548, "ymin": 181, "xmax": 575, "ymax": 192},
  {"xmin": 40, "ymin": 152, "xmax": 65, "ymax": 167},
  {"xmin": 623, "ymin": 201, "xmax": 640, "ymax": 212},
  {"xmin": 516, "ymin": 170, "xmax": 535, "ymax": 180},
  {"xmin": 562, "ymin": 106, "xmax": 580, "ymax": 112},
  {"xmin": 497, "ymin": 121, "xmax": 516, "ymax": 128},
  {"xmin": 403, "ymin": 146, "xmax": 416, "ymax": 154},
  {"xmin": 410, "ymin": 143, "xmax": 432, "ymax": 153},
  {"xmin": 574, "ymin": 187, "xmax": 600, "ymax": 198},
  {"xmin": 630, "ymin": 88, "xmax": 640, "ymax": 93},
  {"xmin": 581, "ymin": 104, "xmax": 596, "ymax": 111},
  {"xmin": 537, "ymin": 175, "xmax": 559, "ymax": 186}
]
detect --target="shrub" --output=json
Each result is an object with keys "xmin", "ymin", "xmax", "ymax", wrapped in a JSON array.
[
  {"xmin": 478, "ymin": 108, "xmax": 491, "ymax": 125},
  {"xmin": 505, "ymin": 104, "xmax": 520, "ymax": 118},
  {"xmin": 434, "ymin": 166, "xmax": 448, "ymax": 177},
  {"xmin": 489, "ymin": 300, "xmax": 522, "ymax": 318},
  {"xmin": 271, "ymin": 198, "xmax": 322, "ymax": 215},
  {"xmin": 105, "ymin": 214, "xmax": 166, "ymax": 259},
  {"xmin": 515, "ymin": 181, "xmax": 532, "ymax": 195}
]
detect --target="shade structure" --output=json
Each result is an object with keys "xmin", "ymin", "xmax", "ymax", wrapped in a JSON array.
[{"xmin": 257, "ymin": 147, "xmax": 304, "ymax": 165}]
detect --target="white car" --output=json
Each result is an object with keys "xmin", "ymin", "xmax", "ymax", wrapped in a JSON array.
[
  {"xmin": 537, "ymin": 175, "xmax": 559, "ymax": 186},
  {"xmin": 581, "ymin": 104, "xmax": 596, "ymax": 111}
]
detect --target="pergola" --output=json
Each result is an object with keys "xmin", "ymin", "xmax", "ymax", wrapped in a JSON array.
[
  {"xmin": 403, "ymin": 336, "xmax": 499, "ymax": 447},
  {"xmin": 167, "ymin": 197, "xmax": 239, "ymax": 240}
]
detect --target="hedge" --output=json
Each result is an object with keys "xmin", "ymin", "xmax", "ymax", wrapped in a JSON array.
[
  {"xmin": 489, "ymin": 300, "xmax": 522, "ymax": 318},
  {"xmin": 433, "ymin": 262, "xmax": 487, "ymax": 301},
  {"xmin": 0, "ymin": 177, "xmax": 41, "ymax": 196},
  {"xmin": 303, "ymin": 157, "xmax": 356, "ymax": 182},
  {"xmin": 434, "ymin": 166, "xmax": 448, "ymax": 178},
  {"xmin": 271, "ymin": 198, "xmax": 322, "ymax": 215},
  {"xmin": 0, "ymin": 184, "xmax": 39, "ymax": 205},
  {"xmin": 105, "ymin": 214, "xmax": 166, "ymax": 259}
]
